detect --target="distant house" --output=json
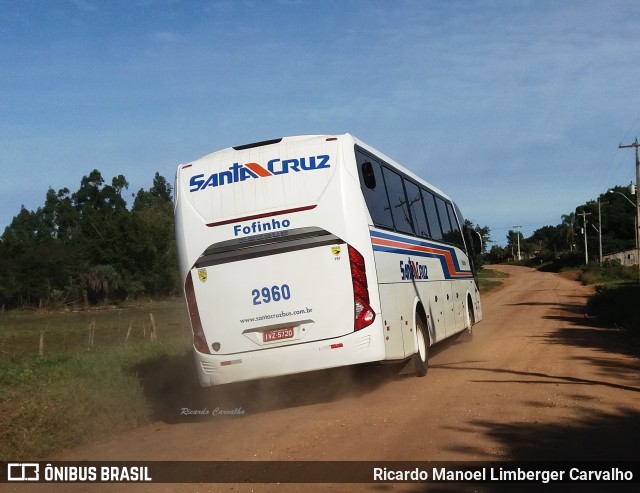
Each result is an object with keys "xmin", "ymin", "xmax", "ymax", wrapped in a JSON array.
[{"xmin": 603, "ymin": 249, "xmax": 638, "ymax": 266}]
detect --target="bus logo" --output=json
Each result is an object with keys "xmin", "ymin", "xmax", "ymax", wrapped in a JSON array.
[
  {"xmin": 189, "ymin": 155, "xmax": 331, "ymax": 192},
  {"xmin": 400, "ymin": 258, "xmax": 428, "ymax": 280}
]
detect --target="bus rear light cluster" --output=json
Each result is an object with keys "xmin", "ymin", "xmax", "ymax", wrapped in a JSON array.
[
  {"xmin": 184, "ymin": 272, "xmax": 211, "ymax": 354},
  {"xmin": 348, "ymin": 245, "xmax": 376, "ymax": 331}
]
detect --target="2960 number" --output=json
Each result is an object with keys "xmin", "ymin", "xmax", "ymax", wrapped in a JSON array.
[{"xmin": 252, "ymin": 284, "xmax": 291, "ymax": 305}]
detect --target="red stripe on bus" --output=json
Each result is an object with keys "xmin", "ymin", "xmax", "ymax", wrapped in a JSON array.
[
  {"xmin": 244, "ymin": 162, "xmax": 272, "ymax": 177},
  {"xmin": 206, "ymin": 205, "xmax": 317, "ymax": 227},
  {"xmin": 371, "ymin": 237, "xmax": 470, "ymax": 277}
]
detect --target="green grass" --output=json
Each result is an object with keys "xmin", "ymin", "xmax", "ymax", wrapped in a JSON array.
[
  {"xmin": 574, "ymin": 261, "xmax": 640, "ymax": 335},
  {"xmin": 577, "ymin": 260, "xmax": 637, "ymax": 286},
  {"xmin": 0, "ymin": 299, "xmax": 193, "ymax": 460},
  {"xmin": 477, "ymin": 268, "xmax": 509, "ymax": 279},
  {"xmin": 477, "ymin": 268, "xmax": 509, "ymax": 293},
  {"xmin": 0, "ymin": 299, "xmax": 190, "ymax": 363}
]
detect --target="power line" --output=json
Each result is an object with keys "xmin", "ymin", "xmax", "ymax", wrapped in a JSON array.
[{"xmin": 593, "ymin": 116, "xmax": 640, "ymax": 200}]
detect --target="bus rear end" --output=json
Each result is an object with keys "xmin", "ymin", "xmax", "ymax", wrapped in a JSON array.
[{"xmin": 175, "ymin": 135, "xmax": 385, "ymax": 386}]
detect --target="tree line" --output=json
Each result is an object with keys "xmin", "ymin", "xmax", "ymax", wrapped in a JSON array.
[
  {"xmin": 13, "ymin": 167, "xmax": 626, "ymax": 308},
  {"xmin": 0, "ymin": 170, "xmax": 178, "ymax": 309},
  {"xmin": 486, "ymin": 185, "xmax": 638, "ymax": 266},
  {"xmin": 0, "ymin": 167, "xmax": 496, "ymax": 310}
]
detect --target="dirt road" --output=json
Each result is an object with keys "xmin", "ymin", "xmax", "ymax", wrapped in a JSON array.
[{"xmin": 13, "ymin": 265, "xmax": 640, "ymax": 492}]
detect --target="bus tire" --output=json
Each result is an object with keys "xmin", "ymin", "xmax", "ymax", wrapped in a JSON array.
[
  {"xmin": 467, "ymin": 296, "xmax": 475, "ymax": 333},
  {"xmin": 413, "ymin": 314, "xmax": 429, "ymax": 377}
]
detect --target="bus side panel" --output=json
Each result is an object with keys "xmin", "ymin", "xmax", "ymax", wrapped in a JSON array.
[
  {"xmin": 372, "ymin": 247, "xmax": 449, "ymax": 358},
  {"xmin": 452, "ymin": 278, "xmax": 467, "ymax": 332},
  {"xmin": 376, "ymin": 283, "xmax": 408, "ymax": 359},
  {"xmin": 424, "ymin": 281, "xmax": 445, "ymax": 343},
  {"xmin": 439, "ymin": 280, "xmax": 455, "ymax": 338}
]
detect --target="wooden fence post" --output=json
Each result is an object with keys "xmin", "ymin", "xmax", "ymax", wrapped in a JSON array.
[
  {"xmin": 149, "ymin": 313, "xmax": 157, "ymax": 342},
  {"xmin": 88, "ymin": 321, "xmax": 95, "ymax": 348},
  {"xmin": 39, "ymin": 331, "xmax": 44, "ymax": 357},
  {"xmin": 125, "ymin": 320, "xmax": 133, "ymax": 344}
]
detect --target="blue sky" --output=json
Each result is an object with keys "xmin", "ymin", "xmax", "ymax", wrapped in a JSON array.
[{"xmin": 2, "ymin": 0, "xmax": 640, "ymax": 246}]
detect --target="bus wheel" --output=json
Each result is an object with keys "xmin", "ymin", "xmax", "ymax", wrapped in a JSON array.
[
  {"xmin": 413, "ymin": 314, "xmax": 429, "ymax": 377},
  {"xmin": 467, "ymin": 297, "xmax": 475, "ymax": 334}
]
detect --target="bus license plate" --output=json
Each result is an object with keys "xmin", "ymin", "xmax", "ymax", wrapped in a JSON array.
[{"xmin": 263, "ymin": 327, "xmax": 294, "ymax": 342}]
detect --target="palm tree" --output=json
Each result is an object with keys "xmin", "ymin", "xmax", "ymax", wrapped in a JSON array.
[{"xmin": 80, "ymin": 264, "xmax": 121, "ymax": 305}]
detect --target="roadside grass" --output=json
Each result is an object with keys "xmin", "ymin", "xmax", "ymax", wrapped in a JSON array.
[
  {"xmin": 477, "ymin": 267, "xmax": 509, "ymax": 293},
  {"xmin": 577, "ymin": 259, "xmax": 637, "ymax": 286},
  {"xmin": 0, "ymin": 299, "xmax": 193, "ymax": 460},
  {"xmin": 0, "ymin": 299, "xmax": 189, "ymax": 363},
  {"xmin": 576, "ymin": 261, "xmax": 639, "ymax": 336},
  {"xmin": 586, "ymin": 283, "xmax": 640, "ymax": 334}
]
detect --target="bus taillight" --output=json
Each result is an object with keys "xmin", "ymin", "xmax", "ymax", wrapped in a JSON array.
[
  {"xmin": 184, "ymin": 272, "xmax": 211, "ymax": 354},
  {"xmin": 348, "ymin": 245, "xmax": 376, "ymax": 331}
]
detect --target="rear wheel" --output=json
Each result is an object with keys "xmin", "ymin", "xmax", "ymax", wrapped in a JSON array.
[
  {"xmin": 467, "ymin": 297, "xmax": 475, "ymax": 332},
  {"xmin": 413, "ymin": 314, "xmax": 429, "ymax": 377}
]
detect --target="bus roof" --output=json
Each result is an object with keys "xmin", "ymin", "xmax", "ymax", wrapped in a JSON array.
[{"xmin": 183, "ymin": 133, "xmax": 453, "ymax": 205}]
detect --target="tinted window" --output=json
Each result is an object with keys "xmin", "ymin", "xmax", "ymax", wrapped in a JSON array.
[
  {"xmin": 422, "ymin": 189, "xmax": 442, "ymax": 240},
  {"xmin": 435, "ymin": 196, "xmax": 452, "ymax": 237},
  {"xmin": 404, "ymin": 180, "xmax": 430, "ymax": 237},
  {"xmin": 382, "ymin": 167, "xmax": 414, "ymax": 235},
  {"xmin": 446, "ymin": 202, "xmax": 465, "ymax": 249},
  {"xmin": 356, "ymin": 150, "xmax": 393, "ymax": 229}
]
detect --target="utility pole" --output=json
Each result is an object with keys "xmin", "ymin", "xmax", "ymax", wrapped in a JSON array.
[
  {"xmin": 577, "ymin": 211, "xmax": 591, "ymax": 265},
  {"xmin": 619, "ymin": 138, "xmax": 640, "ymax": 284},
  {"xmin": 597, "ymin": 197, "xmax": 603, "ymax": 264},
  {"xmin": 513, "ymin": 226, "xmax": 522, "ymax": 261}
]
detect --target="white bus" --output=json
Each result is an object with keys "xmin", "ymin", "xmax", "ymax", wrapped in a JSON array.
[{"xmin": 175, "ymin": 134, "xmax": 482, "ymax": 386}]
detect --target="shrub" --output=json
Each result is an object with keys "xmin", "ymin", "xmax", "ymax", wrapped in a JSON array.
[
  {"xmin": 578, "ymin": 259, "xmax": 637, "ymax": 285},
  {"xmin": 586, "ymin": 283, "xmax": 640, "ymax": 333}
]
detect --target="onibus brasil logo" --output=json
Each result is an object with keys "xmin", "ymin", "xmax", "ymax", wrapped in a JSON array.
[{"xmin": 189, "ymin": 155, "xmax": 331, "ymax": 192}]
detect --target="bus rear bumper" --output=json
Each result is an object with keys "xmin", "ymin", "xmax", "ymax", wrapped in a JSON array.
[{"xmin": 193, "ymin": 326, "xmax": 385, "ymax": 386}]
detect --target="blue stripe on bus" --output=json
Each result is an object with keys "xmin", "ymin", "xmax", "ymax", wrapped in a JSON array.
[{"xmin": 370, "ymin": 230, "xmax": 474, "ymax": 280}]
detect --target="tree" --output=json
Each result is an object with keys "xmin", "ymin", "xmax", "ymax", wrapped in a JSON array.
[
  {"xmin": 572, "ymin": 188, "xmax": 636, "ymax": 262},
  {"xmin": 560, "ymin": 212, "xmax": 576, "ymax": 251},
  {"xmin": 487, "ymin": 244, "xmax": 509, "ymax": 264},
  {"xmin": 530, "ymin": 225, "xmax": 563, "ymax": 260},
  {"xmin": 464, "ymin": 219, "xmax": 491, "ymax": 254},
  {"xmin": 599, "ymin": 186, "xmax": 636, "ymax": 254},
  {"xmin": 127, "ymin": 172, "xmax": 178, "ymax": 298},
  {"xmin": 0, "ymin": 169, "xmax": 179, "ymax": 309},
  {"xmin": 506, "ymin": 229, "xmax": 520, "ymax": 260},
  {"xmin": 80, "ymin": 264, "xmax": 122, "ymax": 305}
]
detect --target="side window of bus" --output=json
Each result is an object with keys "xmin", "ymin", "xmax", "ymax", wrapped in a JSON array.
[
  {"xmin": 404, "ymin": 179, "xmax": 430, "ymax": 238},
  {"xmin": 446, "ymin": 202, "xmax": 466, "ymax": 249},
  {"xmin": 356, "ymin": 150, "xmax": 394, "ymax": 229},
  {"xmin": 422, "ymin": 189, "xmax": 443, "ymax": 240},
  {"xmin": 435, "ymin": 196, "xmax": 452, "ymax": 240},
  {"xmin": 382, "ymin": 167, "xmax": 415, "ymax": 235}
]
